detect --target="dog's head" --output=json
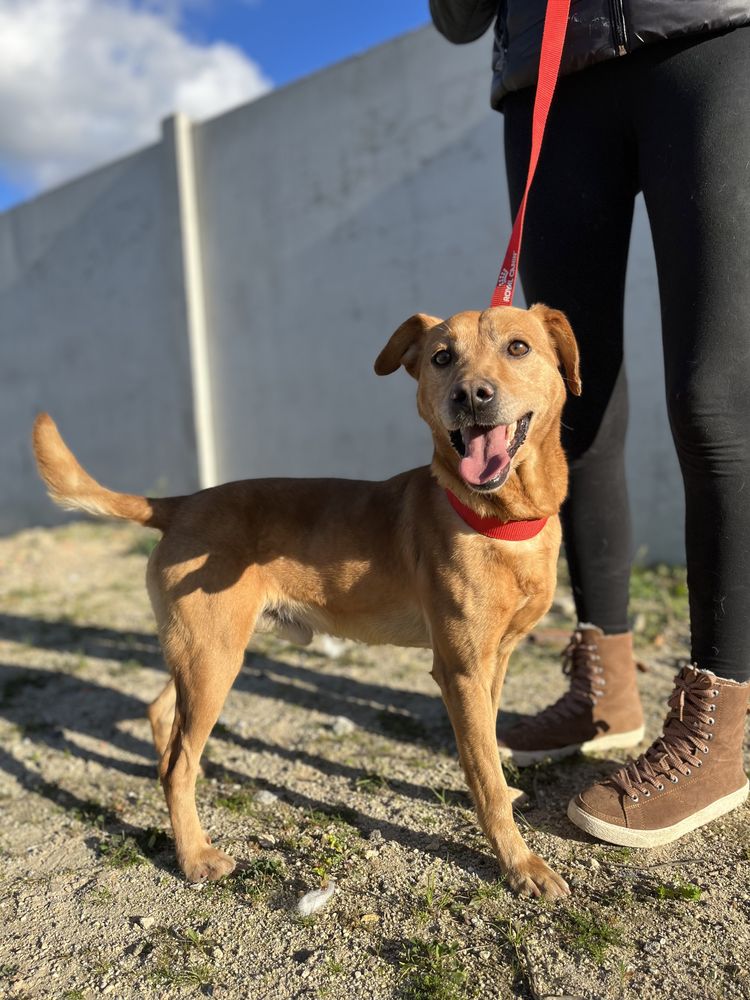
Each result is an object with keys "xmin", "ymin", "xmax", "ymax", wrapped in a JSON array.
[{"xmin": 375, "ymin": 305, "xmax": 580, "ymax": 501}]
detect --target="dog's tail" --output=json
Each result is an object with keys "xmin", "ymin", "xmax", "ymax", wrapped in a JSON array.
[{"xmin": 32, "ymin": 413, "xmax": 181, "ymax": 532}]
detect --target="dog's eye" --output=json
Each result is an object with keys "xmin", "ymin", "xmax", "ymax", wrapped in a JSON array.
[
  {"xmin": 432, "ymin": 349, "xmax": 453, "ymax": 367},
  {"xmin": 507, "ymin": 340, "xmax": 530, "ymax": 358}
]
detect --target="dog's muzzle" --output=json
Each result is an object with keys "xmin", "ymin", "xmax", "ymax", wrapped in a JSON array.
[{"xmin": 449, "ymin": 413, "xmax": 532, "ymax": 492}]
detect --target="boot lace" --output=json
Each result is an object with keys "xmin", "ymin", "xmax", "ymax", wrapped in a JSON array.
[
  {"xmin": 523, "ymin": 631, "xmax": 606, "ymax": 729},
  {"xmin": 611, "ymin": 668, "xmax": 717, "ymax": 802}
]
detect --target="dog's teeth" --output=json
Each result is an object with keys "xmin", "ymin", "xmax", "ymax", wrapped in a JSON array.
[{"xmin": 508, "ymin": 421, "xmax": 517, "ymax": 440}]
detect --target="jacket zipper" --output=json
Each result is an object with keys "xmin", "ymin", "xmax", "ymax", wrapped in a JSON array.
[{"xmin": 610, "ymin": 0, "xmax": 629, "ymax": 55}]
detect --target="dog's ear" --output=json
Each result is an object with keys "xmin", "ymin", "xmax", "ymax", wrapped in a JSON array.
[
  {"xmin": 531, "ymin": 304, "xmax": 582, "ymax": 396},
  {"xmin": 374, "ymin": 313, "xmax": 443, "ymax": 379}
]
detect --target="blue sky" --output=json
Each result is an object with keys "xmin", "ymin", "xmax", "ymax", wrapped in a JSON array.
[
  {"xmin": 0, "ymin": 0, "xmax": 431, "ymax": 212},
  {"xmin": 181, "ymin": 1, "xmax": 431, "ymax": 86}
]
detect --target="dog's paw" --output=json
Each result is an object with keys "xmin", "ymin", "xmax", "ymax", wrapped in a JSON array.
[
  {"xmin": 182, "ymin": 846, "xmax": 236, "ymax": 883},
  {"xmin": 505, "ymin": 853, "xmax": 570, "ymax": 899}
]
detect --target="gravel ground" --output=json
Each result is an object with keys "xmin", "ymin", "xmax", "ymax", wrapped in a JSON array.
[{"xmin": 1, "ymin": 521, "xmax": 749, "ymax": 1000}]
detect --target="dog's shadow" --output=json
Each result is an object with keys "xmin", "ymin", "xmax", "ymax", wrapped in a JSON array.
[{"xmin": 0, "ymin": 614, "xmax": 602, "ymax": 879}]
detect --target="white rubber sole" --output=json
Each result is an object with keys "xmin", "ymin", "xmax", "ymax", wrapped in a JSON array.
[
  {"xmin": 498, "ymin": 725, "xmax": 646, "ymax": 768},
  {"xmin": 567, "ymin": 780, "xmax": 750, "ymax": 848}
]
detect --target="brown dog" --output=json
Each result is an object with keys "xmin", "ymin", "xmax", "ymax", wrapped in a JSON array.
[{"xmin": 32, "ymin": 304, "xmax": 580, "ymax": 898}]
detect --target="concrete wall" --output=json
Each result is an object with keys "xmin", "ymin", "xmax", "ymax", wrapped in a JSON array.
[
  {"xmin": 0, "ymin": 143, "xmax": 199, "ymax": 532},
  {"xmin": 0, "ymin": 26, "xmax": 684, "ymax": 561}
]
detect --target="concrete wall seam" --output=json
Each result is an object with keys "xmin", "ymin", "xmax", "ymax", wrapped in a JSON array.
[{"xmin": 163, "ymin": 113, "xmax": 218, "ymax": 488}]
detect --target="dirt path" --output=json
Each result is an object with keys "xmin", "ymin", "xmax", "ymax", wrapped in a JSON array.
[{"xmin": 1, "ymin": 522, "xmax": 749, "ymax": 1000}]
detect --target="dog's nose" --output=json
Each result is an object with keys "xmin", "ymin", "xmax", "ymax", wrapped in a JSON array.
[{"xmin": 450, "ymin": 380, "xmax": 496, "ymax": 414}]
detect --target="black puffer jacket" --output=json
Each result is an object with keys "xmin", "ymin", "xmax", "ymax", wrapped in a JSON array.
[{"xmin": 430, "ymin": 0, "xmax": 750, "ymax": 108}]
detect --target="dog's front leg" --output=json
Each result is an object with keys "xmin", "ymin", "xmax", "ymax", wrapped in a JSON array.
[{"xmin": 431, "ymin": 651, "xmax": 569, "ymax": 898}]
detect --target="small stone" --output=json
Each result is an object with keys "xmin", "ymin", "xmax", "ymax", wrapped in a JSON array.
[
  {"xmin": 360, "ymin": 913, "xmax": 379, "ymax": 925},
  {"xmin": 364, "ymin": 849, "xmax": 379, "ymax": 859},
  {"xmin": 479, "ymin": 950, "xmax": 491, "ymax": 960},
  {"xmin": 259, "ymin": 834, "xmax": 277, "ymax": 848},
  {"xmin": 584, "ymin": 857, "xmax": 601, "ymax": 871},
  {"xmin": 137, "ymin": 916, "xmax": 155, "ymax": 929},
  {"xmin": 368, "ymin": 829, "xmax": 384, "ymax": 845},
  {"xmin": 254, "ymin": 790, "xmax": 278, "ymax": 806},
  {"xmin": 212, "ymin": 947, "xmax": 223, "ymax": 959},
  {"xmin": 332, "ymin": 716, "xmax": 356, "ymax": 736}
]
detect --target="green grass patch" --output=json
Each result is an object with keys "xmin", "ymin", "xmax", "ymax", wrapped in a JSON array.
[
  {"xmin": 414, "ymin": 874, "xmax": 462, "ymax": 925},
  {"xmin": 398, "ymin": 938, "xmax": 469, "ymax": 1000},
  {"xmin": 654, "ymin": 880, "xmax": 702, "ymax": 901},
  {"xmin": 97, "ymin": 833, "xmax": 147, "ymax": 869},
  {"xmin": 495, "ymin": 916, "xmax": 534, "ymax": 993},
  {"xmin": 231, "ymin": 856, "xmax": 286, "ymax": 900},
  {"xmin": 203, "ymin": 855, "xmax": 286, "ymax": 904},
  {"xmin": 558, "ymin": 906, "xmax": 623, "ymax": 962},
  {"xmin": 629, "ymin": 564, "xmax": 688, "ymax": 641},
  {"xmin": 148, "ymin": 925, "xmax": 217, "ymax": 988},
  {"xmin": 355, "ymin": 771, "xmax": 390, "ymax": 793},
  {"xmin": 215, "ymin": 787, "xmax": 257, "ymax": 814},
  {"xmin": 597, "ymin": 845, "xmax": 634, "ymax": 864},
  {"xmin": 278, "ymin": 807, "xmax": 363, "ymax": 881},
  {"xmin": 88, "ymin": 886, "xmax": 114, "ymax": 906},
  {"xmin": 72, "ymin": 799, "xmax": 108, "ymax": 828}
]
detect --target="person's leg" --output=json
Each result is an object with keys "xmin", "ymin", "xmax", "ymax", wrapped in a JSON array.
[
  {"xmin": 637, "ymin": 28, "xmax": 750, "ymax": 683},
  {"xmin": 569, "ymin": 29, "xmax": 750, "ymax": 845},
  {"xmin": 504, "ymin": 65, "xmax": 637, "ymax": 633},
  {"xmin": 498, "ymin": 63, "xmax": 644, "ymax": 763}
]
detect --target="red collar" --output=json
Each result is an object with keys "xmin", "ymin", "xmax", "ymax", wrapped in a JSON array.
[{"xmin": 445, "ymin": 489, "xmax": 548, "ymax": 540}]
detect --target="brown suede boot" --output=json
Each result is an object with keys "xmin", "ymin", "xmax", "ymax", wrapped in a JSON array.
[
  {"xmin": 498, "ymin": 627, "xmax": 645, "ymax": 766},
  {"xmin": 567, "ymin": 665, "xmax": 750, "ymax": 847}
]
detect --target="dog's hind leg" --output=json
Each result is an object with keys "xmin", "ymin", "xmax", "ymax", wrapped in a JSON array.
[
  {"xmin": 147, "ymin": 679, "xmax": 176, "ymax": 760},
  {"xmin": 158, "ymin": 599, "xmax": 260, "ymax": 883}
]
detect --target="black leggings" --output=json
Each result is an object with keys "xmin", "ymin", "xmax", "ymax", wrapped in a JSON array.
[{"xmin": 504, "ymin": 27, "xmax": 750, "ymax": 682}]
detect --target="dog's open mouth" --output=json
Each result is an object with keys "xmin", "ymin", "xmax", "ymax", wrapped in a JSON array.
[{"xmin": 449, "ymin": 413, "xmax": 532, "ymax": 492}]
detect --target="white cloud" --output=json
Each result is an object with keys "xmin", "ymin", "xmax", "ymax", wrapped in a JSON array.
[{"xmin": 0, "ymin": 0, "xmax": 271, "ymax": 190}]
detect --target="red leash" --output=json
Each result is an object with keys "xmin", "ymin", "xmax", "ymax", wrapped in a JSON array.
[
  {"xmin": 491, "ymin": 0, "xmax": 572, "ymax": 308},
  {"xmin": 448, "ymin": 2, "xmax": 571, "ymax": 539}
]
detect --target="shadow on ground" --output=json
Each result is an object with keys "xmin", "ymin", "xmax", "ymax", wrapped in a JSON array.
[{"xmin": 0, "ymin": 614, "xmax": 606, "ymax": 885}]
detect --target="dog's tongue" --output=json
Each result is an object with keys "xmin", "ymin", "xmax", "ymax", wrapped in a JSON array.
[{"xmin": 459, "ymin": 425, "xmax": 510, "ymax": 486}]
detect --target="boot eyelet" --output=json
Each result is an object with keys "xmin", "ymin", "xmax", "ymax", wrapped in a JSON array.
[
  {"xmin": 712, "ymin": 689, "xmax": 719, "ymax": 697},
  {"xmin": 709, "ymin": 705, "xmax": 716, "ymax": 712},
  {"xmin": 695, "ymin": 760, "xmax": 702, "ymax": 767},
  {"xmin": 643, "ymin": 790, "xmax": 651, "ymax": 797},
  {"xmin": 685, "ymin": 768, "xmax": 691, "ymax": 776},
  {"xmin": 670, "ymin": 775, "xmax": 679, "ymax": 783},
  {"xmin": 707, "ymin": 733, "xmax": 713, "ymax": 741},
  {"xmin": 702, "ymin": 746, "xmax": 709, "ymax": 753},
  {"xmin": 708, "ymin": 718, "xmax": 715, "ymax": 725},
  {"xmin": 656, "ymin": 783, "xmax": 665, "ymax": 791},
  {"xmin": 630, "ymin": 794, "xmax": 639, "ymax": 803}
]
